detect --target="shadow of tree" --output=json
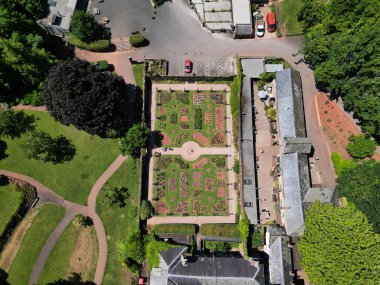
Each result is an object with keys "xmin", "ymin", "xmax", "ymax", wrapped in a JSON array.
[
  {"xmin": 46, "ymin": 272, "xmax": 96, "ymax": 285},
  {"xmin": 0, "ymin": 269, "xmax": 10, "ymax": 285},
  {"xmin": 151, "ymin": 131, "xmax": 164, "ymax": 148},
  {"xmin": 0, "ymin": 140, "xmax": 8, "ymax": 161}
]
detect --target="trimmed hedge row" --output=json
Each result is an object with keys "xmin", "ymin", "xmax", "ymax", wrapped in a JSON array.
[
  {"xmin": 130, "ymin": 34, "xmax": 148, "ymax": 48},
  {"xmin": 153, "ymin": 224, "xmax": 196, "ymax": 235},
  {"xmin": 68, "ymin": 35, "xmax": 111, "ymax": 52}
]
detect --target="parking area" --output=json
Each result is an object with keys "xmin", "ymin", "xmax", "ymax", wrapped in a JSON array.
[
  {"xmin": 253, "ymin": 5, "xmax": 277, "ymax": 39},
  {"xmin": 168, "ymin": 56, "xmax": 235, "ymax": 77}
]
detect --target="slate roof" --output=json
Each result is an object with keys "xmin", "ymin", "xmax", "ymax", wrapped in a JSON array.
[
  {"xmin": 276, "ymin": 69, "xmax": 307, "ymax": 139},
  {"xmin": 265, "ymin": 225, "xmax": 294, "ymax": 285},
  {"xmin": 151, "ymin": 247, "xmax": 265, "ymax": 285},
  {"xmin": 282, "ymin": 137, "xmax": 312, "ymax": 154},
  {"xmin": 303, "ymin": 187, "xmax": 337, "ymax": 209}
]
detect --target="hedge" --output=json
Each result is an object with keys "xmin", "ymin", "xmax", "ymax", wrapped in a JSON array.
[
  {"xmin": 200, "ymin": 224, "xmax": 240, "ymax": 238},
  {"xmin": 153, "ymin": 224, "xmax": 196, "ymax": 235},
  {"xmin": 130, "ymin": 34, "xmax": 147, "ymax": 48},
  {"xmin": 68, "ymin": 34, "xmax": 111, "ymax": 52}
]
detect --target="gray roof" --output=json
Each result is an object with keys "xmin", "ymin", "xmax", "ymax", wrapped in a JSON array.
[
  {"xmin": 280, "ymin": 152, "xmax": 310, "ymax": 236},
  {"xmin": 303, "ymin": 187, "xmax": 337, "ymax": 209},
  {"xmin": 265, "ymin": 225, "xmax": 294, "ymax": 285},
  {"xmin": 240, "ymin": 58, "xmax": 265, "ymax": 224},
  {"xmin": 159, "ymin": 234, "xmax": 192, "ymax": 245},
  {"xmin": 282, "ymin": 137, "xmax": 312, "ymax": 154},
  {"xmin": 161, "ymin": 247, "xmax": 187, "ymax": 268},
  {"xmin": 235, "ymin": 24, "xmax": 253, "ymax": 36},
  {"xmin": 151, "ymin": 247, "xmax": 265, "ymax": 285},
  {"xmin": 232, "ymin": 0, "xmax": 252, "ymax": 25},
  {"xmin": 37, "ymin": 0, "xmax": 77, "ymax": 31},
  {"xmin": 265, "ymin": 64, "xmax": 284, "ymax": 73},
  {"xmin": 276, "ymin": 69, "xmax": 306, "ymax": 139}
]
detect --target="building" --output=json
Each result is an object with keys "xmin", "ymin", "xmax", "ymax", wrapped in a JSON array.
[
  {"xmin": 37, "ymin": 0, "xmax": 78, "ymax": 36},
  {"xmin": 264, "ymin": 225, "xmax": 294, "ymax": 285},
  {"xmin": 150, "ymin": 247, "xmax": 265, "ymax": 285},
  {"xmin": 275, "ymin": 69, "xmax": 336, "ymax": 237},
  {"xmin": 232, "ymin": 0, "xmax": 253, "ymax": 38}
]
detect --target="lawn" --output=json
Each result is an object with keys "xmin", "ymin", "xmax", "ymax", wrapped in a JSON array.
[
  {"xmin": 278, "ymin": 0, "xmax": 303, "ymax": 36},
  {"xmin": 0, "ymin": 110, "xmax": 120, "ymax": 204},
  {"xmin": 96, "ymin": 158, "xmax": 140, "ymax": 285},
  {"xmin": 155, "ymin": 90, "xmax": 226, "ymax": 147},
  {"xmin": 152, "ymin": 155, "xmax": 229, "ymax": 216},
  {"xmin": 0, "ymin": 183, "xmax": 22, "ymax": 236},
  {"xmin": 152, "ymin": 224, "xmax": 196, "ymax": 235},
  {"xmin": 200, "ymin": 224, "xmax": 240, "ymax": 238},
  {"xmin": 38, "ymin": 218, "xmax": 98, "ymax": 284},
  {"xmin": 132, "ymin": 63, "xmax": 144, "ymax": 122},
  {"xmin": 7, "ymin": 203, "xmax": 65, "ymax": 285}
]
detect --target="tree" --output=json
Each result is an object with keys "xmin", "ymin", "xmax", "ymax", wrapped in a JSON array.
[
  {"xmin": 0, "ymin": 110, "xmax": 36, "ymax": 139},
  {"xmin": 239, "ymin": 210, "xmax": 250, "ymax": 257},
  {"xmin": 337, "ymin": 161, "xmax": 380, "ymax": 232},
  {"xmin": 298, "ymin": 202, "xmax": 380, "ymax": 285},
  {"xmin": 104, "ymin": 186, "xmax": 129, "ymax": 208},
  {"xmin": 119, "ymin": 124, "xmax": 150, "ymax": 158},
  {"xmin": 117, "ymin": 227, "xmax": 145, "ymax": 265},
  {"xmin": 346, "ymin": 134, "xmax": 376, "ymax": 159},
  {"xmin": 251, "ymin": 231, "xmax": 263, "ymax": 248},
  {"xmin": 70, "ymin": 11, "xmax": 110, "ymax": 43},
  {"xmin": 44, "ymin": 58, "xmax": 128, "ymax": 137},
  {"xmin": 128, "ymin": 207, "xmax": 138, "ymax": 218},
  {"xmin": 72, "ymin": 215, "xmax": 93, "ymax": 228},
  {"xmin": 204, "ymin": 241, "xmax": 231, "ymax": 253},
  {"xmin": 140, "ymin": 200, "xmax": 151, "ymax": 220},
  {"xmin": 20, "ymin": 131, "xmax": 76, "ymax": 163},
  {"xmin": 6, "ymin": 0, "xmax": 48, "ymax": 19}
]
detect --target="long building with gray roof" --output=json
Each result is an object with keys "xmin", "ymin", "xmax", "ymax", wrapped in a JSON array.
[{"xmin": 275, "ymin": 69, "xmax": 336, "ymax": 237}]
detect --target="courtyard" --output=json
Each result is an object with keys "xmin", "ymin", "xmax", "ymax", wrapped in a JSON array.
[{"xmin": 148, "ymin": 83, "xmax": 237, "ymax": 221}]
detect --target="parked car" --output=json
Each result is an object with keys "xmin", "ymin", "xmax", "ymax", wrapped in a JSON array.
[
  {"xmin": 185, "ymin": 59, "xmax": 192, "ymax": 73},
  {"xmin": 92, "ymin": 7, "xmax": 100, "ymax": 15},
  {"xmin": 256, "ymin": 17, "xmax": 265, "ymax": 37},
  {"xmin": 266, "ymin": 12, "xmax": 276, "ymax": 32}
]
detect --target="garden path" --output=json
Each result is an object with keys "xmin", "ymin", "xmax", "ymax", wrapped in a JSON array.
[{"xmin": 0, "ymin": 153, "xmax": 127, "ymax": 285}]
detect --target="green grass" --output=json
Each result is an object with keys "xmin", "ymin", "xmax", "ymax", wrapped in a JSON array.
[
  {"xmin": 0, "ymin": 110, "xmax": 120, "ymax": 204},
  {"xmin": 38, "ymin": 220, "xmax": 98, "ymax": 284},
  {"xmin": 7, "ymin": 203, "xmax": 65, "ymax": 285},
  {"xmin": 0, "ymin": 183, "xmax": 22, "ymax": 236},
  {"xmin": 132, "ymin": 63, "xmax": 144, "ymax": 91},
  {"xmin": 200, "ymin": 224, "xmax": 240, "ymax": 238},
  {"xmin": 153, "ymin": 224, "xmax": 196, "ymax": 235},
  {"xmin": 96, "ymin": 158, "xmax": 140, "ymax": 285},
  {"xmin": 153, "ymin": 155, "xmax": 228, "ymax": 216},
  {"xmin": 68, "ymin": 34, "xmax": 111, "ymax": 52},
  {"xmin": 278, "ymin": 0, "xmax": 303, "ymax": 36},
  {"xmin": 155, "ymin": 90, "xmax": 226, "ymax": 147}
]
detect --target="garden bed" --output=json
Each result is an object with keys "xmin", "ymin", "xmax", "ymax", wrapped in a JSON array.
[
  {"xmin": 152, "ymin": 155, "xmax": 229, "ymax": 216},
  {"xmin": 155, "ymin": 90, "xmax": 226, "ymax": 147}
]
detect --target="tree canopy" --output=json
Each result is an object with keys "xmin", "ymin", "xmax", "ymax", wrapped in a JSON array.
[
  {"xmin": 346, "ymin": 134, "xmax": 376, "ymax": 159},
  {"xmin": 70, "ymin": 11, "xmax": 111, "ymax": 43},
  {"xmin": 0, "ymin": 110, "xmax": 36, "ymax": 139},
  {"xmin": 298, "ymin": 201, "xmax": 380, "ymax": 285},
  {"xmin": 337, "ymin": 161, "xmax": 380, "ymax": 232},
  {"xmin": 21, "ymin": 131, "xmax": 76, "ymax": 163},
  {"xmin": 43, "ymin": 58, "xmax": 128, "ymax": 137},
  {"xmin": 119, "ymin": 124, "xmax": 150, "ymax": 158},
  {"xmin": 298, "ymin": 0, "xmax": 380, "ymax": 139}
]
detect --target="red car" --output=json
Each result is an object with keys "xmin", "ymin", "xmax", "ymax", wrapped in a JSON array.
[{"xmin": 185, "ymin": 59, "xmax": 192, "ymax": 73}]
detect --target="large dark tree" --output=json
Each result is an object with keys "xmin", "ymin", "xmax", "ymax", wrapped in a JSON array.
[
  {"xmin": 337, "ymin": 161, "xmax": 380, "ymax": 232},
  {"xmin": 44, "ymin": 58, "xmax": 128, "ymax": 137}
]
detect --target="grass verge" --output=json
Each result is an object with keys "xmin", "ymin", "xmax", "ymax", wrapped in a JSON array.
[
  {"xmin": 38, "ymin": 219, "xmax": 98, "ymax": 284},
  {"xmin": 7, "ymin": 203, "xmax": 65, "ymax": 285},
  {"xmin": 278, "ymin": 0, "xmax": 303, "ymax": 36},
  {"xmin": 96, "ymin": 158, "xmax": 140, "ymax": 285},
  {"xmin": 0, "ymin": 183, "xmax": 22, "ymax": 236},
  {"xmin": 200, "ymin": 224, "xmax": 240, "ymax": 238},
  {"xmin": 153, "ymin": 224, "xmax": 196, "ymax": 235},
  {"xmin": 68, "ymin": 34, "xmax": 111, "ymax": 52},
  {"xmin": 0, "ymin": 110, "xmax": 120, "ymax": 204}
]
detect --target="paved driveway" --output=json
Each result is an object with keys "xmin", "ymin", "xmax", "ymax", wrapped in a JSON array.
[
  {"xmin": 89, "ymin": 0, "xmax": 153, "ymax": 38},
  {"xmin": 168, "ymin": 56, "xmax": 235, "ymax": 76}
]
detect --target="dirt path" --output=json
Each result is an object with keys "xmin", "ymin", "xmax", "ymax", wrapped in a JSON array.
[{"xmin": 0, "ymin": 155, "xmax": 128, "ymax": 285}]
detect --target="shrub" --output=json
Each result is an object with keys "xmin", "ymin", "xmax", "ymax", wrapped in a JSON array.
[
  {"xmin": 346, "ymin": 134, "xmax": 376, "ymax": 159},
  {"xmin": 130, "ymin": 33, "xmax": 148, "ymax": 48},
  {"xmin": 205, "ymin": 241, "xmax": 231, "ymax": 253},
  {"xmin": 19, "ymin": 90, "xmax": 44, "ymax": 106},
  {"xmin": 239, "ymin": 210, "xmax": 250, "ymax": 257},
  {"xmin": 170, "ymin": 113, "xmax": 178, "ymax": 124},
  {"xmin": 68, "ymin": 35, "xmax": 111, "ymax": 52},
  {"xmin": 140, "ymin": 200, "xmax": 151, "ymax": 220},
  {"xmin": 93, "ymin": 60, "xmax": 110, "ymax": 71},
  {"xmin": 233, "ymin": 160, "xmax": 240, "ymax": 174},
  {"xmin": 194, "ymin": 108, "xmax": 202, "ymax": 129},
  {"xmin": 251, "ymin": 231, "xmax": 263, "ymax": 248},
  {"xmin": 331, "ymin": 152, "xmax": 356, "ymax": 176},
  {"xmin": 129, "ymin": 207, "xmax": 138, "ymax": 218}
]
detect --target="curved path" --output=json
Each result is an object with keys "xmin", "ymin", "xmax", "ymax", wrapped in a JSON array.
[{"xmin": 0, "ymin": 154, "xmax": 127, "ymax": 285}]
